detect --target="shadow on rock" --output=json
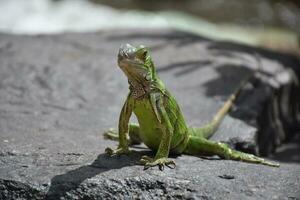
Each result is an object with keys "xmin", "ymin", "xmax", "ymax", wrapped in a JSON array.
[
  {"xmin": 207, "ymin": 40, "xmax": 300, "ymax": 74},
  {"xmin": 157, "ymin": 60, "xmax": 212, "ymax": 76},
  {"xmin": 202, "ymin": 64, "xmax": 253, "ymax": 98},
  {"xmin": 204, "ymin": 42, "xmax": 300, "ymax": 156},
  {"xmin": 271, "ymin": 134, "xmax": 300, "ymax": 163},
  {"xmin": 46, "ymin": 150, "xmax": 151, "ymax": 200}
]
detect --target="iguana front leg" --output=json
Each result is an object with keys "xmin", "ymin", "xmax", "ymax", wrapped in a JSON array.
[
  {"xmin": 103, "ymin": 123, "xmax": 142, "ymax": 145},
  {"xmin": 105, "ymin": 95, "xmax": 134, "ymax": 156},
  {"xmin": 140, "ymin": 97, "xmax": 176, "ymax": 170}
]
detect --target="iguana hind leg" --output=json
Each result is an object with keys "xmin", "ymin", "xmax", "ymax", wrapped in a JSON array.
[
  {"xmin": 184, "ymin": 136, "xmax": 279, "ymax": 167},
  {"xmin": 103, "ymin": 123, "xmax": 142, "ymax": 145}
]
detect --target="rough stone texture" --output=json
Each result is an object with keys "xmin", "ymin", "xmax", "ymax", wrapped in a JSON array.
[{"xmin": 0, "ymin": 29, "xmax": 299, "ymax": 199}]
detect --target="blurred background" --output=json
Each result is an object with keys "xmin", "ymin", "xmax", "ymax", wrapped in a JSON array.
[{"xmin": 0, "ymin": 0, "xmax": 299, "ymax": 55}]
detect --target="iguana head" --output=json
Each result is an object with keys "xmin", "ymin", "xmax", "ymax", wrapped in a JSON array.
[{"xmin": 118, "ymin": 44, "xmax": 156, "ymax": 87}]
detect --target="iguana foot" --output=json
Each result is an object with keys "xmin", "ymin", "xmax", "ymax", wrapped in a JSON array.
[
  {"xmin": 103, "ymin": 128, "xmax": 119, "ymax": 141},
  {"xmin": 223, "ymin": 146, "xmax": 280, "ymax": 167},
  {"xmin": 139, "ymin": 156, "xmax": 176, "ymax": 170},
  {"xmin": 105, "ymin": 147, "xmax": 131, "ymax": 156}
]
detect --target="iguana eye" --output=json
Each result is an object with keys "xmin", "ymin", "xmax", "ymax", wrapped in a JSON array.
[
  {"xmin": 142, "ymin": 50, "xmax": 147, "ymax": 59},
  {"xmin": 136, "ymin": 48, "xmax": 148, "ymax": 61}
]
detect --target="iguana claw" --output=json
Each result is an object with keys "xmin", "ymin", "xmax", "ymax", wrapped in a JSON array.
[
  {"xmin": 105, "ymin": 147, "xmax": 131, "ymax": 156},
  {"xmin": 140, "ymin": 156, "xmax": 176, "ymax": 170},
  {"xmin": 103, "ymin": 128, "xmax": 119, "ymax": 141}
]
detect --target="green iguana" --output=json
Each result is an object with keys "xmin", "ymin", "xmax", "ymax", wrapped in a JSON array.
[{"xmin": 104, "ymin": 44, "xmax": 279, "ymax": 170}]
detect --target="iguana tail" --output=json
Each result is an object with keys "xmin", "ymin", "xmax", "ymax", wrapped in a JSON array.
[{"xmin": 192, "ymin": 72, "xmax": 253, "ymax": 139}]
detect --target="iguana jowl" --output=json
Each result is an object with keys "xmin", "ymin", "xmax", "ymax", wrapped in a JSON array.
[{"xmin": 104, "ymin": 44, "xmax": 279, "ymax": 170}]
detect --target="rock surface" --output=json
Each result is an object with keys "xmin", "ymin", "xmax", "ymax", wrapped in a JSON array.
[{"xmin": 0, "ymin": 29, "xmax": 299, "ymax": 199}]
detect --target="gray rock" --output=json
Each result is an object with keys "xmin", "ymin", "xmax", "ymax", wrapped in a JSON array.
[{"xmin": 0, "ymin": 29, "xmax": 299, "ymax": 199}]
